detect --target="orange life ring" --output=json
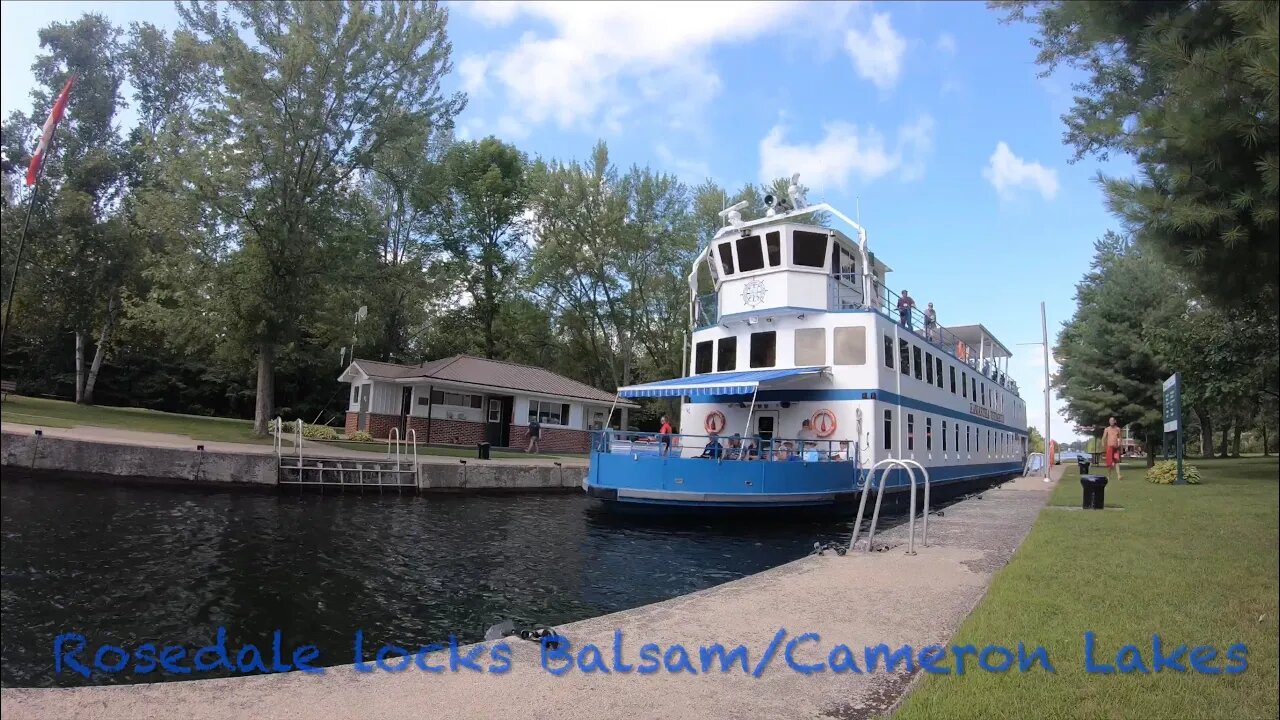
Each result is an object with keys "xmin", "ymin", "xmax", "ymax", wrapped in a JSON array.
[
  {"xmin": 811, "ymin": 409, "xmax": 837, "ymax": 438},
  {"xmin": 704, "ymin": 411, "xmax": 726, "ymax": 434}
]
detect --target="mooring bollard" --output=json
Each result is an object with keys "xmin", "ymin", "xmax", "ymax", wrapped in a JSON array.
[{"xmin": 1080, "ymin": 474, "xmax": 1108, "ymax": 509}]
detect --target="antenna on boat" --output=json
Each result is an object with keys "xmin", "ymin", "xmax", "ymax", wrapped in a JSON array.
[
  {"xmin": 719, "ymin": 200, "xmax": 748, "ymax": 228},
  {"xmin": 787, "ymin": 173, "xmax": 806, "ymax": 210},
  {"xmin": 856, "ymin": 196, "xmax": 861, "ymax": 224}
]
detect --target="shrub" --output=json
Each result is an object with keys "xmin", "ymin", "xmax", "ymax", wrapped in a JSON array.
[
  {"xmin": 1145, "ymin": 460, "xmax": 1201, "ymax": 485},
  {"xmin": 302, "ymin": 423, "xmax": 339, "ymax": 441},
  {"xmin": 348, "ymin": 430, "xmax": 374, "ymax": 443}
]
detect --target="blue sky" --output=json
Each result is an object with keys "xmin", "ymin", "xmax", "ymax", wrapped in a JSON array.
[{"xmin": 1, "ymin": 1, "xmax": 1134, "ymax": 443}]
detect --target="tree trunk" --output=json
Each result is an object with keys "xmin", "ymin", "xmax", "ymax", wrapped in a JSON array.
[
  {"xmin": 1145, "ymin": 429, "xmax": 1156, "ymax": 468},
  {"xmin": 74, "ymin": 332, "xmax": 85, "ymax": 403},
  {"xmin": 1263, "ymin": 425, "xmax": 1269, "ymax": 457},
  {"xmin": 81, "ymin": 294, "xmax": 119, "ymax": 406},
  {"xmin": 1196, "ymin": 408, "xmax": 1214, "ymax": 459},
  {"xmin": 1232, "ymin": 421, "xmax": 1242, "ymax": 457},
  {"xmin": 253, "ymin": 342, "xmax": 275, "ymax": 436},
  {"xmin": 1219, "ymin": 423, "xmax": 1230, "ymax": 458}
]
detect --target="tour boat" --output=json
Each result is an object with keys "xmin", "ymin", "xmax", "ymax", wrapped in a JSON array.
[{"xmin": 584, "ymin": 175, "xmax": 1029, "ymax": 512}]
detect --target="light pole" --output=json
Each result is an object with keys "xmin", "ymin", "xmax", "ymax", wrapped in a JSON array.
[{"xmin": 1017, "ymin": 301, "xmax": 1053, "ymax": 480}]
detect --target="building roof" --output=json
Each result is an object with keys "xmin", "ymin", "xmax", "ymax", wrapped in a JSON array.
[{"xmin": 340, "ymin": 355, "xmax": 638, "ymax": 406}]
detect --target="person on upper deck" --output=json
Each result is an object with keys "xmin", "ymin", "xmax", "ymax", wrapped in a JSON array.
[
  {"xmin": 924, "ymin": 302, "xmax": 937, "ymax": 341},
  {"xmin": 897, "ymin": 290, "xmax": 916, "ymax": 329}
]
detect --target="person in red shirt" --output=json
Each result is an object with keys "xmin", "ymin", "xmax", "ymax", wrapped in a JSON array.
[
  {"xmin": 1102, "ymin": 416, "xmax": 1123, "ymax": 480},
  {"xmin": 659, "ymin": 415, "xmax": 673, "ymax": 457}
]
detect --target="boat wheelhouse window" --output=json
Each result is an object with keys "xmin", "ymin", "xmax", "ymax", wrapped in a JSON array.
[
  {"xmin": 717, "ymin": 336, "xmax": 737, "ymax": 372},
  {"xmin": 935, "ymin": 357, "xmax": 944, "ymax": 389},
  {"xmin": 765, "ymin": 231, "xmax": 782, "ymax": 267},
  {"xmin": 883, "ymin": 333, "xmax": 894, "ymax": 369},
  {"xmin": 795, "ymin": 328, "xmax": 826, "ymax": 366},
  {"xmin": 695, "ymin": 340, "xmax": 714, "ymax": 374},
  {"xmin": 962, "ymin": 371, "xmax": 968, "ymax": 398},
  {"xmin": 927, "ymin": 417, "xmax": 933, "ymax": 451},
  {"xmin": 716, "ymin": 241, "xmax": 735, "ymax": 276},
  {"xmin": 925, "ymin": 351, "xmax": 935, "ymax": 385},
  {"xmin": 899, "ymin": 339, "xmax": 910, "ymax": 376},
  {"xmin": 834, "ymin": 326, "xmax": 867, "ymax": 365},
  {"xmin": 792, "ymin": 230, "xmax": 828, "ymax": 268},
  {"xmin": 883, "ymin": 410, "xmax": 892, "ymax": 450},
  {"xmin": 913, "ymin": 346, "xmax": 923, "ymax": 381},
  {"xmin": 749, "ymin": 331, "xmax": 777, "ymax": 368},
  {"xmin": 943, "ymin": 420, "xmax": 948, "ymax": 451},
  {"xmin": 736, "ymin": 235, "xmax": 765, "ymax": 272},
  {"xmin": 907, "ymin": 414, "xmax": 915, "ymax": 451}
]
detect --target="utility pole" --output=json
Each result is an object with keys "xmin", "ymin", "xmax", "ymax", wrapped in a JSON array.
[{"xmin": 1041, "ymin": 302, "xmax": 1051, "ymax": 481}]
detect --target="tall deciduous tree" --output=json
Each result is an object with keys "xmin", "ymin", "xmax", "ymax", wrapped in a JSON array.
[
  {"xmin": 993, "ymin": 0, "xmax": 1280, "ymax": 318},
  {"xmin": 176, "ymin": 0, "xmax": 464, "ymax": 434}
]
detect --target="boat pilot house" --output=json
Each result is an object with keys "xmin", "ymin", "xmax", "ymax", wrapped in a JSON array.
[{"xmin": 339, "ymin": 355, "xmax": 635, "ymax": 453}]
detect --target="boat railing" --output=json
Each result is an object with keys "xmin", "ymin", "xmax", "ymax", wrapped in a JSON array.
[{"xmin": 591, "ymin": 430, "xmax": 859, "ymax": 463}]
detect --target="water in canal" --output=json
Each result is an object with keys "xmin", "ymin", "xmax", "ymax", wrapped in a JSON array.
[{"xmin": 1, "ymin": 471, "xmax": 899, "ymax": 688}]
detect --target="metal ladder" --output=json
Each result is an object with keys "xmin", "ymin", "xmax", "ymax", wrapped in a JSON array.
[
  {"xmin": 848, "ymin": 458, "xmax": 932, "ymax": 555},
  {"xmin": 274, "ymin": 418, "xmax": 419, "ymax": 493}
]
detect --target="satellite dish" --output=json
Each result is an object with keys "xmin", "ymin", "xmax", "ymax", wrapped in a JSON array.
[
  {"xmin": 718, "ymin": 200, "xmax": 748, "ymax": 228},
  {"xmin": 355, "ymin": 305, "xmax": 368, "ymax": 323}
]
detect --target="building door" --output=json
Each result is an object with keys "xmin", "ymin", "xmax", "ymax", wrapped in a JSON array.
[
  {"xmin": 755, "ymin": 411, "xmax": 780, "ymax": 441},
  {"xmin": 357, "ymin": 385, "xmax": 370, "ymax": 431},
  {"xmin": 487, "ymin": 396, "xmax": 513, "ymax": 446},
  {"xmin": 398, "ymin": 386, "xmax": 413, "ymax": 438}
]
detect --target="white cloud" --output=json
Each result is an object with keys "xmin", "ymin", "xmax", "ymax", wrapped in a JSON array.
[
  {"xmin": 843, "ymin": 12, "xmax": 907, "ymax": 90},
  {"xmin": 758, "ymin": 113, "xmax": 936, "ymax": 191},
  {"xmin": 655, "ymin": 143, "xmax": 711, "ymax": 183},
  {"xmin": 457, "ymin": 56, "xmax": 489, "ymax": 97},
  {"xmin": 936, "ymin": 32, "xmax": 957, "ymax": 55},
  {"xmin": 982, "ymin": 142, "xmax": 1059, "ymax": 201}
]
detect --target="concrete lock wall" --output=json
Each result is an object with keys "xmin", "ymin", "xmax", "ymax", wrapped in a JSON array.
[
  {"xmin": 417, "ymin": 462, "xmax": 584, "ymax": 491},
  {"xmin": 0, "ymin": 432, "xmax": 277, "ymax": 487}
]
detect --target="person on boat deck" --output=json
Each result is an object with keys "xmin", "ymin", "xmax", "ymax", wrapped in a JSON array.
[
  {"xmin": 723, "ymin": 433, "xmax": 743, "ymax": 459},
  {"xmin": 829, "ymin": 441, "xmax": 850, "ymax": 461},
  {"xmin": 658, "ymin": 415, "xmax": 673, "ymax": 456},
  {"xmin": 923, "ymin": 302, "xmax": 937, "ymax": 341},
  {"xmin": 896, "ymin": 290, "xmax": 916, "ymax": 329},
  {"xmin": 773, "ymin": 441, "xmax": 795, "ymax": 461},
  {"xmin": 743, "ymin": 438, "xmax": 760, "ymax": 460},
  {"xmin": 700, "ymin": 432, "xmax": 724, "ymax": 459},
  {"xmin": 797, "ymin": 419, "xmax": 817, "ymax": 449}
]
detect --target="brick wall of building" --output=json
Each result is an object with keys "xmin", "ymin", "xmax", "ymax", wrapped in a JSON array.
[
  {"xmin": 406, "ymin": 416, "xmax": 489, "ymax": 446},
  {"xmin": 344, "ymin": 412, "xmax": 359, "ymax": 435},
  {"xmin": 344, "ymin": 412, "xmax": 591, "ymax": 453},
  {"xmin": 509, "ymin": 424, "xmax": 591, "ymax": 453}
]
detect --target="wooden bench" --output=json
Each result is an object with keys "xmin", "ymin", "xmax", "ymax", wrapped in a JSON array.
[{"xmin": 0, "ymin": 380, "xmax": 15, "ymax": 402}]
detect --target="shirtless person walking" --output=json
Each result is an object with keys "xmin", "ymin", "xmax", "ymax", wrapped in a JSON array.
[{"xmin": 1102, "ymin": 417, "xmax": 1123, "ymax": 480}]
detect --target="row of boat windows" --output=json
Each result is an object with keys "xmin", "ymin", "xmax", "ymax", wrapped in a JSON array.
[
  {"xmin": 694, "ymin": 327, "xmax": 868, "ymax": 373},
  {"xmin": 882, "ymin": 333, "xmax": 1020, "ymax": 414},
  {"xmin": 883, "ymin": 410, "xmax": 1024, "ymax": 458},
  {"xmin": 716, "ymin": 230, "xmax": 830, "ymax": 276}
]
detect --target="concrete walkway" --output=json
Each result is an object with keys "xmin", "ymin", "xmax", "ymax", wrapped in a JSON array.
[
  {"xmin": 0, "ymin": 467, "xmax": 1064, "ymax": 720},
  {"xmin": 0, "ymin": 421, "xmax": 588, "ymax": 467}
]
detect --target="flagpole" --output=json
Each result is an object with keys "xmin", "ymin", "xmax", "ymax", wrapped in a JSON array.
[{"xmin": 0, "ymin": 134, "xmax": 55, "ymax": 360}]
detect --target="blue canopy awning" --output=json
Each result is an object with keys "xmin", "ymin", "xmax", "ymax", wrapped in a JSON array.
[{"xmin": 617, "ymin": 367, "xmax": 829, "ymax": 398}]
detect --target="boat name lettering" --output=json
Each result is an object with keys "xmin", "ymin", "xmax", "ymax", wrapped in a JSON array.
[{"xmin": 968, "ymin": 404, "xmax": 1005, "ymax": 423}]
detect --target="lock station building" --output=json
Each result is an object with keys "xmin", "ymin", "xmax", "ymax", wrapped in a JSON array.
[{"xmin": 338, "ymin": 355, "xmax": 636, "ymax": 453}]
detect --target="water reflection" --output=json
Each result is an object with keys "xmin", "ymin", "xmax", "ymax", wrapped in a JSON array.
[{"xmin": 1, "ymin": 471, "xmax": 875, "ymax": 688}]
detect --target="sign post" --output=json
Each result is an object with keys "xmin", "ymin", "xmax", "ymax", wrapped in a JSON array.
[{"xmin": 1162, "ymin": 373, "xmax": 1184, "ymax": 485}]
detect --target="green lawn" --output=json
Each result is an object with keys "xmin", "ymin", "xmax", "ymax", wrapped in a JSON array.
[
  {"xmin": 1, "ymin": 395, "xmax": 277, "ymax": 444},
  {"xmin": 893, "ymin": 457, "xmax": 1279, "ymax": 720}
]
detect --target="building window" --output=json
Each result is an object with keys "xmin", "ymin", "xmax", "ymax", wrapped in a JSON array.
[
  {"xmin": 883, "ymin": 333, "xmax": 894, "ymax": 369},
  {"xmin": 962, "ymin": 371, "xmax": 968, "ymax": 399},
  {"xmin": 834, "ymin": 326, "xmax": 867, "ymax": 365},
  {"xmin": 430, "ymin": 390, "xmax": 482, "ymax": 408},
  {"xmin": 883, "ymin": 410, "xmax": 892, "ymax": 450},
  {"xmin": 589, "ymin": 410, "xmax": 606, "ymax": 431},
  {"xmin": 925, "ymin": 351, "xmax": 934, "ymax": 385},
  {"xmin": 765, "ymin": 231, "xmax": 782, "ymax": 266},
  {"xmin": 750, "ymin": 331, "xmax": 777, "ymax": 368},
  {"xmin": 795, "ymin": 328, "xmax": 826, "ymax": 366},
  {"xmin": 695, "ymin": 340, "xmax": 714, "ymax": 374},
  {"xmin": 529, "ymin": 400, "xmax": 571, "ymax": 426},
  {"xmin": 907, "ymin": 413, "xmax": 915, "ymax": 451},
  {"xmin": 717, "ymin": 241, "xmax": 735, "ymax": 276},
  {"xmin": 950, "ymin": 366, "xmax": 956, "ymax": 394},
  {"xmin": 943, "ymin": 420, "xmax": 948, "ymax": 451},
  {"xmin": 488, "ymin": 399, "xmax": 501, "ymax": 423},
  {"xmin": 913, "ymin": 346, "xmax": 923, "ymax": 381},
  {"xmin": 352, "ymin": 385, "xmax": 361, "ymax": 404},
  {"xmin": 792, "ymin": 230, "xmax": 828, "ymax": 268},
  {"xmin": 935, "ymin": 357, "xmax": 944, "ymax": 389},
  {"xmin": 717, "ymin": 336, "xmax": 737, "ymax": 372},
  {"xmin": 899, "ymin": 339, "xmax": 910, "ymax": 376},
  {"xmin": 736, "ymin": 235, "xmax": 765, "ymax": 272}
]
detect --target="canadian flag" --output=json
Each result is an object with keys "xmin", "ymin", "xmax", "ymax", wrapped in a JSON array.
[{"xmin": 25, "ymin": 75, "xmax": 76, "ymax": 186}]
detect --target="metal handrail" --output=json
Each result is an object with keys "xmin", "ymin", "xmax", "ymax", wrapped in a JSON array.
[
  {"xmin": 272, "ymin": 416, "xmax": 283, "ymax": 459},
  {"xmin": 848, "ymin": 458, "xmax": 930, "ymax": 555},
  {"xmin": 387, "ymin": 427, "xmax": 400, "ymax": 465},
  {"xmin": 295, "ymin": 418, "xmax": 304, "ymax": 466},
  {"xmin": 897, "ymin": 458, "xmax": 933, "ymax": 550},
  {"xmin": 406, "ymin": 428, "xmax": 418, "ymax": 469},
  {"xmin": 590, "ymin": 430, "xmax": 859, "ymax": 462}
]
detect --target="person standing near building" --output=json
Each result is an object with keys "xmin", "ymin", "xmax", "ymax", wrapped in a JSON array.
[
  {"xmin": 527, "ymin": 416, "xmax": 541, "ymax": 454},
  {"xmin": 897, "ymin": 290, "xmax": 916, "ymax": 329},
  {"xmin": 1102, "ymin": 416, "xmax": 1123, "ymax": 480}
]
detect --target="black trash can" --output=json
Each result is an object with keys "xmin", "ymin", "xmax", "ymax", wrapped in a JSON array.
[
  {"xmin": 1076, "ymin": 455, "xmax": 1091, "ymax": 475},
  {"xmin": 477, "ymin": 442, "xmax": 491, "ymax": 460},
  {"xmin": 1080, "ymin": 474, "xmax": 1108, "ymax": 509}
]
